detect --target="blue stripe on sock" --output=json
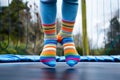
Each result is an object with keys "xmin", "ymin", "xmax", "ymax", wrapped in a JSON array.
[
  {"xmin": 61, "ymin": 37, "xmax": 74, "ymax": 44},
  {"xmin": 66, "ymin": 55, "xmax": 80, "ymax": 58},
  {"xmin": 40, "ymin": 56, "xmax": 55, "ymax": 60},
  {"xmin": 44, "ymin": 39, "xmax": 57, "ymax": 45}
]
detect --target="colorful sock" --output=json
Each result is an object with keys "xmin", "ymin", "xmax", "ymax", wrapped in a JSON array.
[
  {"xmin": 58, "ymin": 20, "xmax": 80, "ymax": 67},
  {"xmin": 40, "ymin": 23, "xmax": 57, "ymax": 67},
  {"xmin": 40, "ymin": 1, "xmax": 57, "ymax": 67}
]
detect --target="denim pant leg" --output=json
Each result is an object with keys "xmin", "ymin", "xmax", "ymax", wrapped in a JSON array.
[
  {"xmin": 40, "ymin": 0, "xmax": 57, "ymax": 24},
  {"xmin": 62, "ymin": 0, "xmax": 78, "ymax": 22}
]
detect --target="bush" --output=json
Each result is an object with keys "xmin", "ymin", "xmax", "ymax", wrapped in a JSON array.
[{"xmin": 76, "ymin": 46, "xmax": 83, "ymax": 56}]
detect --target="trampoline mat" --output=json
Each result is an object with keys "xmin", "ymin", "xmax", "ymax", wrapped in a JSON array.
[{"xmin": 0, "ymin": 62, "xmax": 120, "ymax": 80}]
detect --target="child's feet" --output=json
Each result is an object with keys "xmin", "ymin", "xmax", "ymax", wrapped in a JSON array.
[
  {"xmin": 58, "ymin": 35, "xmax": 80, "ymax": 67},
  {"xmin": 40, "ymin": 39, "xmax": 57, "ymax": 67}
]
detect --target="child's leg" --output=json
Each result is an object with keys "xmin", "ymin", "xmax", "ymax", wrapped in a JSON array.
[
  {"xmin": 58, "ymin": 0, "xmax": 80, "ymax": 67},
  {"xmin": 40, "ymin": 0, "xmax": 57, "ymax": 67}
]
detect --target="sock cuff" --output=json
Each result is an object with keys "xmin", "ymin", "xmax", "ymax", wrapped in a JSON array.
[
  {"xmin": 62, "ymin": 20, "xmax": 75, "ymax": 27},
  {"xmin": 42, "ymin": 23, "xmax": 56, "ymax": 26},
  {"xmin": 42, "ymin": 23, "xmax": 56, "ymax": 34},
  {"xmin": 42, "ymin": 23, "xmax": 57, "ymax": 39},
  {"xmin": 62, "ymin": 20, "xmax": 75, "ymax": 24},
  {"xmin": 61, "ymin": 20, "xmax": 74, "ymax": 33}
]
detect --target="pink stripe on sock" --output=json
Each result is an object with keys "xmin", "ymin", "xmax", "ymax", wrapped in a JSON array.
[
  {"xmin": 66, "ymin": 58, "xmax": 80, "ymax": 62},
  {"xmin": 42, "ymin": 23, "xmax": 56, "ymax": 26},
  {"xmin": 40, "ymin": 58, "xmax": 55, "ymax": 62},
  {"xmin": 62, "ymin": 20, "xmax": 75, "ymax": 23}
]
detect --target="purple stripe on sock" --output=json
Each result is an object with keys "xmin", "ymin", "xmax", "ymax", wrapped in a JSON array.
[
  {"xmin": 66, "ymin": 58, "xmax": 80, "ymax": 62},
  {"xmin": 40, "ymin": 58, "xmax": 55, "ymax": 62},
  {"xmin": 42, "ymin": 23, "xmax": 56, "ymax": 26},
  {"xmin": 62, "ymin": 20, "xmax": 75, "ymax": 23}
]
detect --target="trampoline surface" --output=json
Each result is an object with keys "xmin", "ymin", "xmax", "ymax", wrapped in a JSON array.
[{"xmin": 0, "ymin": 62, "xmax": 120, "ymax": 80}]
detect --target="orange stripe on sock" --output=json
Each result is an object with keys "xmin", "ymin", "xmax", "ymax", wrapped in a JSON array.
[
  {"xmin": 64, "ymin": 49, "xmax": 76, "ymax": 54},
  {"xmin": 45, "ymin": 46, "xmax": 56, "ymax": 48},
  {"xmin": 42, "ymin": 51, "xmax": 56, "ymax": 55},
  {"xmin": 62, "ymin": 26, "xmax": 73, "ymax": 32},
  {"xmin": 44, "ymin": 29, "xmax": 56, "ymax": 34},
  {"xmin": 64, "ymin": 44, "xmax": 74, "ymax": 47}
]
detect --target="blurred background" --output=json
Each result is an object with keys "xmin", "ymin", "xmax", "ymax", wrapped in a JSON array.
[{"xmin": 0, "ymin": 0, "xmax": 120, "ymax": 56}]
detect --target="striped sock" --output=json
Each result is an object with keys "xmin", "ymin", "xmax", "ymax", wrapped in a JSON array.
[
  {"xmin": 57, "ymin": 20, "xmax": 80, "ymax": 67},
  {"xmin": 40, "ymin": 23, "xmax": 57, "ymax": 67}
]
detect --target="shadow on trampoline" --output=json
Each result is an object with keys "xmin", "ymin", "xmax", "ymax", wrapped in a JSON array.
[{"xmin": 41, "ymin": 68, "xmax": 79, "ymax": 80}]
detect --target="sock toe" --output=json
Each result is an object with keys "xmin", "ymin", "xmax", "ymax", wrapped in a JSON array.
[
  {"xmin": 41, "ymin": 60, "xmax": 56, "ymax": 67},
  {"xmin": 40, "ymin": 56, "xmax": 56, "ymax": 67},
  {"xmin": 44, "ymin": 60, "xmax": 56, "ymax": 67},
  {"xmin": 67, "ymin": 60, "xmax": 78, "ymax": 67}
]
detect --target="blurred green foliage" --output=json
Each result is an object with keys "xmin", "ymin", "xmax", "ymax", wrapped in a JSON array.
[
  {"xmin": 76, "ymin": 46, "xmax": 83, "ymax": 56},
  {"xmin": 0, "ymin": 0, "xmax": 43, "ymax": 55},
  {"xmin": 0, "ymin": 0, "xmax": 120, "ymax": 56},
  {"xmin": 105, "ymin": 12, "xmax": 120, "ymax": 55}
]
